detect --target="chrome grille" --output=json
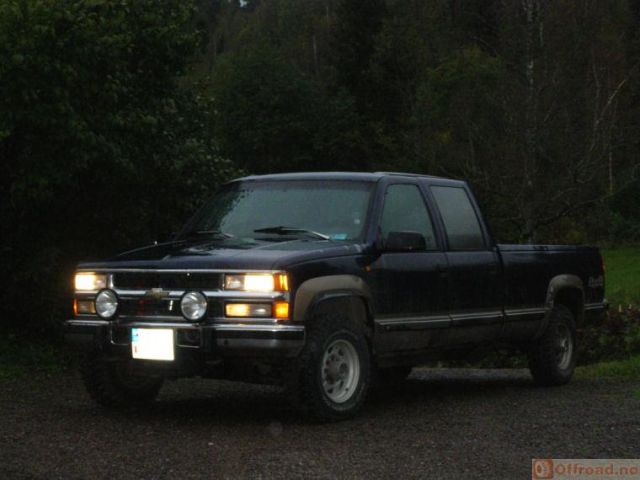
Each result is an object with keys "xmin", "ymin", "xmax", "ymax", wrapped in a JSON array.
[{"xmin": 117, "ymin": 297, "xmax": 223, "ymax": 320}]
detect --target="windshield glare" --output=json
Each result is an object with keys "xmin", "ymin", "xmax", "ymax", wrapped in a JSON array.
[{"xmin": 183, "ymin": 180, "xmax": 373, "ymax": 241}]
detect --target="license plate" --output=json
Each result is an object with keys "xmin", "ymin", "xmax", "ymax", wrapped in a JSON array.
[{"xmin": 131, "ymin": 328, "xmax": 174, "ymax": 361}]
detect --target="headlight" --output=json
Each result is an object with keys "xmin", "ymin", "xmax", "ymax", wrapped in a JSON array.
[
  {"xmin": 95, "ymin": 289, "xmax": 118, "ymax": 319},
  {"xmin": 180, "ymin": 291, "xmax": 208, "ymax": 321},
  {"xmin": 224, "ymin": 273, "xmax": 288, "ymax": 292},
  {"xmin": 75, "ymin": 272, "xmax": 107, "ymax": 291}
]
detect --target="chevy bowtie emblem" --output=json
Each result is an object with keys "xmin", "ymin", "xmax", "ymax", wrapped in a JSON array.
[{"xmin": 145, "ymin": 288, "xmax": 169, "ymax": 299}]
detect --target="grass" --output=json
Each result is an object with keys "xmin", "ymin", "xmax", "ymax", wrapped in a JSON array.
[
  {"xmin": 602, "ymin": 247, "xmax": 640, "ymax": 307},
  {"xmin": 576, "ymin": 355, "xmax": 640, "ymax": 380}
]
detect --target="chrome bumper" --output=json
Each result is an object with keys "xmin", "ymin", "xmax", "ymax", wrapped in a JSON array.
[{"xmin": 64, "ymin": 319, "xmax": 305, "ymax": 358}]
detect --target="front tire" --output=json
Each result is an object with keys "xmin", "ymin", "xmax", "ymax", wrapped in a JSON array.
[
  {"xmin": 528, "ymin": 304, "xmax": 577, "ymax": 386},
  {"xmin": 80, "ymin": 350, "xmax": 164, "ymax": 407},
  {"xmin": 289, "ymin": 312, "xmax": 371, "ymax": 421}
]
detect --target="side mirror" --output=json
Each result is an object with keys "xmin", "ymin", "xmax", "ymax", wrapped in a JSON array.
[{"xmin": 383, "ymin": 231, "xmax": 426, "ymax": 252}]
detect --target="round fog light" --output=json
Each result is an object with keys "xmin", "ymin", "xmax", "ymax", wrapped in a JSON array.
[
  {"xmin": 95, "ymin": 289, "xmax": 118, "ymax": 319},
  {"xmin": 180, "ymin": 291, "xmax": 207, "ymax": 321}
]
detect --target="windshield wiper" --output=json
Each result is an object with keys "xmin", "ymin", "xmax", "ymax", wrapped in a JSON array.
[
  {"xmin": 184, "ymin": 230, "xmax": 234, "ymax": 239},
  {"xmin": 253, "ymin": 226, "xmax": 330, "ymax": 240}
]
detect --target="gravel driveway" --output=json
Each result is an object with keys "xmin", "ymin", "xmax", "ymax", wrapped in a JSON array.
[{"xmin": 1, "ymin": 368, "xmax": 638, "ymax": 479}]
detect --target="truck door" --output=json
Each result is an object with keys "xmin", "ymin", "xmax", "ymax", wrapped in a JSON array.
[
  {"xmin": 427, "ymin": 183, "xmax": 504, "ymax": 345},
  {"xmin": 369, "ymin": 181, "xmax": 449, "ymax": 354}
]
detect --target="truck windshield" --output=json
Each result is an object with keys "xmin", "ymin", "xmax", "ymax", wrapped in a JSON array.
[{"xmin": 181, "ymin": 180, "xmax": 374, "ymax": 241}]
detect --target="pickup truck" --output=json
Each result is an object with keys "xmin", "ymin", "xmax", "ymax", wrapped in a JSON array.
[{"xmin": 66, "ymin": 172, "xmax": 607, "ymax": 420}]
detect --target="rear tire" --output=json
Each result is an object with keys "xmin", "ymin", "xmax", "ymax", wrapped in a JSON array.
[
  {"xmin": 288, "ymin": 311, "xmax": 371, "ymax": 421},
  {"xmin": 80, "ymin": 350, "xmax": 163, "ymax": 407},
  {"xmin": 528, "ymin": 305, "xmax": 577, "ymax": 386}
]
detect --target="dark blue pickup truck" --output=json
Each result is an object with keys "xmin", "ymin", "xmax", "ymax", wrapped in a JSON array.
[{"xmin": 66, "ymin": 172, "xmax": 607, "ymax": 420}]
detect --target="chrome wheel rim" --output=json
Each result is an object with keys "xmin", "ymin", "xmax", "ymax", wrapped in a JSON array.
[
  {"xmin": 321, "ymin": 339, "xmax": 360, "ymax": 404},
  {"xmin": 556, "ymin": 324, "xmax": 573, "ymax": 370}
]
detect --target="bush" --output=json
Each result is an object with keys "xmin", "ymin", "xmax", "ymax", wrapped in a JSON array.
[{"xmin": 578, "ymin": 308, "xmax": 640, "ymax": 365}]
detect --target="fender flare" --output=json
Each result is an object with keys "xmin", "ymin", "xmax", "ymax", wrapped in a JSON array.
[
  {"xmin": 545, "ymin": 274, "xmax": 585, "ymax": 309},
  {"xmin": 536, "ymin": 274, "xmax": 585, "ymax": 338},
  {"xmin": 293, "ymin": 275, "xmax": 374, "ymax": 324}
]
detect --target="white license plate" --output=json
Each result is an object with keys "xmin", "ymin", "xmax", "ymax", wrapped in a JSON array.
[{"xmin": 131, "ymin": 328, "xmax": 174, "ymax": 361}]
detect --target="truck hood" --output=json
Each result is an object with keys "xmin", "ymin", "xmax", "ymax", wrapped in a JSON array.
[{"xmin": 77, "ymin": 238, "xmax": 366, "ymax": 271}]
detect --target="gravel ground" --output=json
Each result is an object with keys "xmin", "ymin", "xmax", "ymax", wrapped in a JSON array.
[{"xmin": 1, "ymin": 368, "xmax": 638, "ymax": 480}]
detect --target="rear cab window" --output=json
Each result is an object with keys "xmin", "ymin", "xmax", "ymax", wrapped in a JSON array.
[{"xmin": 430, "ymin": 186, "xmax": 486, "ymax": 250}]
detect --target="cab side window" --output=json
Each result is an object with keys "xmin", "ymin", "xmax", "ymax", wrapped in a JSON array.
[
  {"xmin": 431, "ymin": 186, "xmax": 486, "ymax": 250},
  {"xmin": 380, "ymin": 184, "xmax": 437, "ymax": 250}
]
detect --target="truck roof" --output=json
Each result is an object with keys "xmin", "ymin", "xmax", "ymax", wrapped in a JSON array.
[{"xmin": 235, "ymin": 171, "xmax": 465, "ymax": 186}]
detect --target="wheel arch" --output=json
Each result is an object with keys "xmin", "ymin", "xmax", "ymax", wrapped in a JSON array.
[
  {"xmin": 293, "ymin": 275, "xmax": 374, "ymax": 331},
  {"xmin": 545, "ymin": 274, "xmax": 585, "ymax": 326}
]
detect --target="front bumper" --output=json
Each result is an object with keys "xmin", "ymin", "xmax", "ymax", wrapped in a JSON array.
[{"xmin": 64, "ymin": 319, "xmax": 305, "ymax": 359}]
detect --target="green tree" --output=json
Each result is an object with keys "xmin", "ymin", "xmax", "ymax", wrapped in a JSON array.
[
  {"xmin": 0, "ymin": 0, "xmax": 237, "ymax": 336},
  {"xmin": 210, "ymin": 46, "xmax": 368, "ymax": 173},
  {"xmin": 329, "ymin": 0, "xmax": 386, "ymax": 100}
]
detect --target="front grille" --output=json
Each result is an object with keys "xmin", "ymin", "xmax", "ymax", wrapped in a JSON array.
[
  {"xmin": 110, "ymin": 271, "xmax": 224, "ymax": 321},
  {"xmin": 117, "ymin": 298, "xmax": 223, "ymax": 319},
  {"xmin": 118, "ymin": 298, "xmax": 177, "ymax": 317},
  {"xmin": 112, "ymin": 272, "xmax": 222, "ymax": 290}
]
